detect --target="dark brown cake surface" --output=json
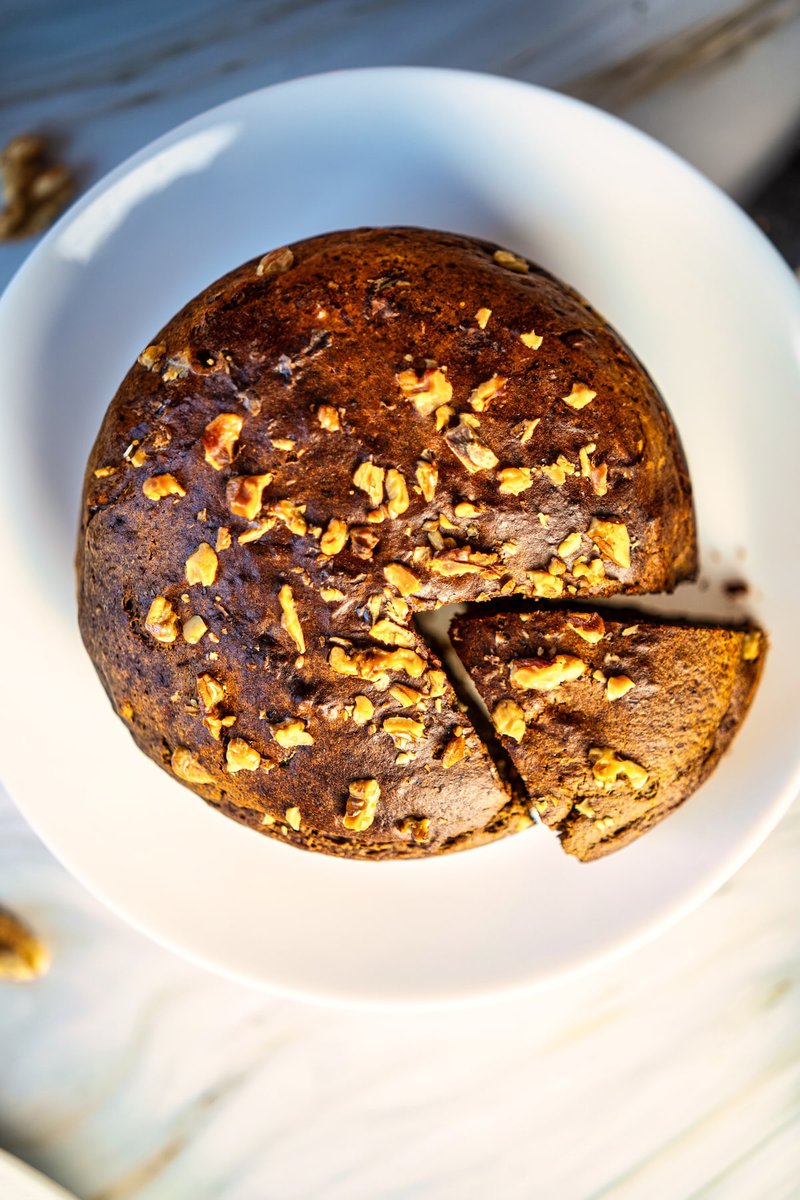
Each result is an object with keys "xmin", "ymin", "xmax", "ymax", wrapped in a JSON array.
[
  {"xmin": 451, "ymin": 607, "xmax": 765, "ymax": 860},
  {"xmin": 78, "ymin": 226, "xmax": 698, "ymax": 858}
]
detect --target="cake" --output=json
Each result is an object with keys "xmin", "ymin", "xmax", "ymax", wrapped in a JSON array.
[
  {"xmin": 451, "ymin": 607, "xmax": 765, "ymax": 859},
  {"xmin": 78, "ymin": 226, "xmax": 715, "ymax": 859}
]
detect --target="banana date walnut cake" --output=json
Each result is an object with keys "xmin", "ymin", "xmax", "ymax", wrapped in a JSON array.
[{"xmin": 78, "ymin": 226, "xmax": 764, "ymax": 860}]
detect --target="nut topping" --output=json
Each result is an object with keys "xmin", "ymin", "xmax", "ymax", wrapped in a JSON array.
[
  {"xmin": 492, "ymin": 699, "xmax": 526, "ymax": 742},
  {"xmin": 172, "ymin": 746, "xmax": 215, "ymax": 785},
  {"xmin": 588, "ymin": 518, "xmax": 631, "ymax": 568},
  {"xmin": 270, "ymin": 499, "xmax": 307, "ymax": 536},
  {"xmin": 469, "ymin": 375, "xmax": 506, "ymax": 412},
  {"xmin": 742, "ymin": 631, "xmax": 762, "ymax": 661},
  {"xmin": 567, "ymin": 613, "xmax": 606, "ymax": 644},
  {"xmin": 226, "ymin": 738, "xmax": 262, "ymax": 773},
  {"xmin": 142, "ymin": 474, "xmax": 185, "ymax": 501},
  {"xmin": 415, "ymin": 459, "xmax": 438, "ymax": 502},
  {"xmin": 383, "ymin": 716, "xmax": 425, "ymax": 748},
  {"xmin": 397, "ymin": 817, "xmax": 431, "ymax": 843},
  {"xmin": 343, "ymin": 778, "xmax": 381, "ymax": 831},
  {"xmin": 350, "ymin": 525, "xmax": 379, "ymax": 559},
  {"xmin": 493, "ymin": 248, "xmax": 529, "ymax": 272},
  {"xmin": 138, "ymin": 343, "xmax": 166, "ymax": 371},
  {"xmin": 428, "ymin": 547, "xmax": 499, "ymax": 577},
  {"xmin": 202, "ymin": 413, "xmax": 243, "ymax": 470},
  {"xmin": 590, "ymin": 748, "xmax": 650, "ymax": 791},
  {"xmin": 197, "ymin": 673, "xmax": 225, "ymax": 711},
  {"xmin": 562, "ymin": 383, "xmax": 597, "ymax": 410},
  {"xmin": 606, "ymin": 675, "xmax": 635, "ymax": 701},
  {"xmin": 353, "ymin": 460, "xmax": 385, "ymax": 507},
  {"xmin": 185, "ymin": 542, "xmax": 218, "ymax": 587},
  {"xmin": 273, "ymin": 719, "xmax": 314, "ymax": 747},
  {"xmin": 320, "ymin": 517, "xmax": 349, "ymax": 556},
  {"xmin": 497, "ymin": 466, "xmax": 532, "ymax": 495},
  {"xmin": 352, "ymin": 695, "xmax": 375, "ymax": 725},
  {"xmin": 395, "ymin": 367, "xmax": 453, "ymax": 416},
  {"xmin": 385, "ymin": 468, "xmax": 410, "ymax": 518},
  {"xmin": 328, "ymin": 645, "xmax": 426, "ymax": 681},
  {"xmin": 182, "ymin": 615, "xmax": 208, "ymax": 644},
  {"xmin": 513, "ymin": 418, "xmax": 540, "ymax": 444},
  {"xmin": 510, "ymin": 654, "xmax": 585, "ymax": 691},
  {"xmin": 370, "ymin": 619, "xmax": 416, "ymax": 649},
  {"xmin": 441, "ymin": 733, "xmax": 467, "ymax": 768},
  {"xmin": 384, "ymin": 563, "xmax": 422, "ymax": 596},
  {"xmin": 525, "ymin": 571, "xmax": 564, "ymax": 599},
  {"xmin": 145, "ymin": 596, "xmax": 179, "ymax": 643},
  {"xmin": 520, "ymin": 329, "xmax": 543, "ymax": 349},
  {"xmin": 572, "ymin": 557, "xmax": 606, "ymax": 584},
  {"xmin": 226, "ymin": 474, "xmax": 273, "ymax": 520},
  {"xmin": 284, "ymin": 806, "xmax": 302, "ymax": 831},
  {"xmin": 558, "ymin": 532, "xmax": 582, "ymax": 559},
  {"xmin": 256, "ymin": 245, "xmax": 294, "ymax": 276},
  {"xmin": 317, "ymin": 404, "xmax": 341, "ymax": 431},
  {"xmin": 444, "ymin": 419, "xmax": 499, "ymax": 473},
  {"xmin": 475, "ymin": 307, "xmax": 492, "ymax": 329},
  {"xmin": 278, "ymin": 584, "xmax": 305, "ymax": 654}
]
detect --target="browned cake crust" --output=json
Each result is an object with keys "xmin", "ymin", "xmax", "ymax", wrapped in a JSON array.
[
  {"xmin": 78, "ymin": 226, "xmax": 697, "ymax": 858},
  {"xmin": 451, "ymin": 607, "xmax": 766, "ymax": 860}
]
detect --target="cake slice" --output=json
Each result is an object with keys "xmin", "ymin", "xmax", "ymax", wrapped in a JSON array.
[{"xmin": 450, "ymin": 607, "xmax": 765, "ymax": 860}]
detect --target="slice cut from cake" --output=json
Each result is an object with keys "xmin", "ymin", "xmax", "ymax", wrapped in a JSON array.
[{"xmin": 450, "ymin": 607, "xmax": 765, "ymax": 860}]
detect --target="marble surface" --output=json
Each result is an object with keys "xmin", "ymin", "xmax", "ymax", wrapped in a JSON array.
[{"xmin": 2, "ymin": 2, "xmax": 800, "ymax": 1197}]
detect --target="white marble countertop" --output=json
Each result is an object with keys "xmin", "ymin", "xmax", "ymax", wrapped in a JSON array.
[{"xmin": 2, "ymin": 3, "xmax": 800, "ymax": 1198}]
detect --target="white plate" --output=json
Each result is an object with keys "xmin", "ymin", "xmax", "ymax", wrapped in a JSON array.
[
  {"xmin": 0, "ymin": 1152, "xmax": 77, "ymax": 1200},
  {"xmin": 1, "ymin": 68, "xmax": 798, "ymax": 1005}
]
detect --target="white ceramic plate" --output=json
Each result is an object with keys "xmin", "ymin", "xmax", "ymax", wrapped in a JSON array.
[
  {"xmin": 0, "ymin": 1152, "xmax": 77, "ymax": 1200},
  {"xmin": 1, "ymin": 68, "xmax": 798, "ymax": 1005}
]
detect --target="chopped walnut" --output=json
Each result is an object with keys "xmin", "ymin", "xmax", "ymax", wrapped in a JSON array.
[
  {"xmin": 196, "ymin": 673, "xmax": 225, "ymax": 711},
  {"xmin": 278, "ymin": 584, "xmax": 305, "ymax": 654},
  {"xmin": 590, "ymin": 463, "xmax": 609, "ymax": 497},
  {"xmin": 497, "ymin": 466, "xmax": 533, "ymax": 495},
  {"xmin": 383, "ymin": 716, "xmax": 425, "ymax": 748},
  {"xmin": 343, "ymin": 778, "xmax": 381, "ymax": 831},
  {"xmin": 385, "ymin": 468, "xmax": 409, "ymax": 519},
  {"xmin": 510, "ymin": 654, "xmax": 586, "ymax": 691},
  {"xmin": 562, "ymin": 383, "xmax": 597, "ymax": 410},
  {"xmin": 328, "ymin": 645, "xmax": 426, "ymax": 682},
  {"xmin": 271, "ymin": 438, "xmax": 296, "ymax": 452},
  {"xmin": 441, "ymin": 733, "xmax": 467, "ymax": 768},
  {"xmin": 575, "ymin": 799, "xmax": 596, "ymax": 819},
  {"xmin": 172, "ymin": 746, "xmax": 215, "ymax": 785},
  {"xmin": 320, "ymin": 517, "xmax": 349, "ymax": 556},
  {"xmin": 389, "ymin": 684, "xmax": 421, "ymax": 708},
  {"xmin": 138, "ymin": 343, "xmax": 166, "ymax": 371},
  {"xmin": 513, "ymin": 418, "xmax": 541, "ymax": 444},
  {"xmin": 185, "ymin": 542, "xmax": 218, "ymax": 587},
  {"xmin": 284, "ymin": 806, "xmax": 302, "ymax": 831},
  {"xmin": 202, "ymin": 413, "xmax": 243, "ymax": 470},
  {"xmin": 572, "ymin": 557, "xmax": 607, "ymax": 585},
  {"xmin": 256, "ymin": 245, "xmax": 294, "ymax": 276},
  {"xmin": 317, "ymin": 404, "xmax": 341, "ymax": 431},
  {"xmin": 588, "ymin": 518, "xmax": 630, "ymax": 568},
  {"xmin": 395, "ymin": 367, "xmax": 453, "ymax": 416},
  {"xmin": 270, "ymin": 499, "xmax": 307, "ymax": 536},
  {"xmin": 548, "ymin": 557, "xmax": 566, "ymax": 576},
  {"xmin": 182, "ymin": 615, "xmax": 208, "ymax": 644},
  {"xmin": 370, "ymin": 619, "xmax": 416, "ymax": 649},
  {"xmin": 469, "ymin": 375, "xmax": 507, "ymax": 412},
  {"xmin": 454, "ymin": 501, "xmax": 481, "ymax": 518},
  {"xmin": 352, "ymin": 695, "xmax": 375, "ymax": 726},
  {"xmin": 273, "ymin": 719, "xmax": 314, "ymax": 747},
  {"xmin": 353, "ymin": 461, "xmax": 385, "ymax": 507},
  {"xmin": 742, "ymin": 630, "xmax": 762, "ymax": 661},
  {"xmin": 492, "ymin": 698, "xmax": 527, "ymax": 742},
  {"xmin": 606, "ymin": 675, "xmax": 635, "ymax": 701},
  {"xmin": 540, "ymin": 455, "xmax": 577, "ymax": 487},
  {"xmin": 216, "ymin": 526, "xmax": 232, "ymax": 552},
  {"xmin": 590, "ymin": 748, "xmax": 650, "ymax": 791},
  {"xmin": 429, "ymin": 547, "xmax": 499, "ymax": 577},
  {"xmin": 493, "ymin": 248, "xmax": 529, "ymax": 272},
  {"xmin": 350, "ymin": 525, "xmax": 379, "ymax": 560},
  {"xmin": 426, "ymin": 670, "xmax": 447, "ymax": 697},
  {"xmin": 475, "ymin": 307, "xmax": 492, "ymax": 329},
  {"xmin": 520, "ymin": 329, "xmax": 543, "ymax": 349},
  {"xmin": 320, "ymin": 587, "xmax": 345, "ymax": 602},
  {"xmin": 119, "ymin": 701, "xmax": 134, "ymax": 721},
  {"xmin": 93, "ymin": 466, "xmax": 117, "ymax": 478},
  {"xmin": 0, "ymin": 907, "xmax": 50, "ymax": 981},
  {"xmin": 444, "ymin": 419, "xmax": 499, "ymax": 473},
  {"xmin": 567, "ymin": 613, "xmax": 606, "ymax": 644},
  {"xmin": 397, "ymin": 816, "xmax": 431, "ymax": 843},
  {"xmin": 203, "ymin": 713, "xmax": 237, "ymax": 740},
  {"xmin": 238, "ymin": 517, "xmax": 276, "ymax": 544},
  {"xmin": 556, "ymin": 532, "xmax": 581, "ymax": 559},
  {"xmin": 226, "ymin": 473, "xmax": 273, "ymax": 520},
  {"xmin": 415, "ymin": 460, "xmax": 438, "ymax": 502},
  {"xmin": 384, "ymin": 562, "xmax": 422, "ymax": 596},
  {"xmin": 525, "ymin": 570, "xmax": 564, "ymax": 598},
  {"xmin": 226, "ymin": 738, "xmax": 261, "ymax": 773},
  {"xmin": 435, "ymin": 405, "xmax": 455, "ymax": 432},
  {"xmin": 145, "ymin": 596, "xmax": 179, "ymax": 643},
  {"xmin": 142, "ymin": 474, "xmax": 185, "ymax": 501}
]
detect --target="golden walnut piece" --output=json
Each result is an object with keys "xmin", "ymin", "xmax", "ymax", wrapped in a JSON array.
[
  {"xmin": 343, "ymin": 779, "xmax": 381, "ymax": 831},
  {"xmin": 0, "ymin": 908, "xmax": 50, "ymax": 981}
]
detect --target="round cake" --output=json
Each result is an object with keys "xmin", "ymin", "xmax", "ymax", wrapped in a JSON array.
[{"xmin": 78, "ymin": 226, "xmax": 697, "ymax": 858}]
